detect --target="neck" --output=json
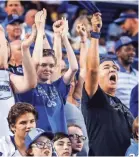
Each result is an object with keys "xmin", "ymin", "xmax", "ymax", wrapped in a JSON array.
[
  {"xmin": 37, "ymin": 78, "xmax": 51, "ymax": 84},
  {"xmin": 105, "ymin": 88, "xmax": 116, "ymax": 97},
  {"xmin": 118, "ymin": 59, "xmax": 131, "ymax": 72},
  {"xmin": 8, "ymin": 36, "xmax": 20, "ymax": 42},
  {"xmin": 14, "ymin": 135, "xmax": 26, "ymax": 155}
]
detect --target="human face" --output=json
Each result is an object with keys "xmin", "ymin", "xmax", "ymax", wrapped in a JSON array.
[
  {"xmin": 117, "ymin": 44, "xmax": 136, "ymax": 65},
  {"xmin": 120, "ymin": 19, "xmax": 132, "ymax": 35},
  {"xmin": 29, "ymin": 136, "xmax": 52, "ymax": 157},
  {"xmin": 68, "ymin": 126, "xmax": 85, "ymax": 153},
  {"xmin": 11, "ymin": 113, "xmax": 36, "ymax": 139},
  {"xmin": 37, "ymin": 56, "xmax": 56, "ymax": 82},
  {"xmin": 6, "ymin": 22, "xmax": 22, "ymax": 39},
  {"xmin": 5, "ymin": 0, "xmax": 23, "ymax": 16},
  {"xmin": 54, "ymin": 137, "xmax": 72, "ymax": 157},
  {"xmin": 98, "ymin": 61, "xmax": 118, "ymax": 94}
]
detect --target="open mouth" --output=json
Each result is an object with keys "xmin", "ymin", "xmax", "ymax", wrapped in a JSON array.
[{"xmin": 109, "ymin": 74, "xmax": 116, "ymax": 83}]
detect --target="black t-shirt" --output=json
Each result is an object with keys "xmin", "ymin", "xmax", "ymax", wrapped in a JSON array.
[{"xmin": 81, "ymin": 86, "xmax": 134, "ymax": 156}]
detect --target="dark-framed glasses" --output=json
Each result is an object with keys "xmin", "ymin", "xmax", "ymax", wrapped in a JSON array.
[
  {"xmin": 32, "ymin": 140, "xmax": 53, "ymax": 149},
  {"xmin": 69, "ymin": 134, "xmax": 86, "ymax": 141}
]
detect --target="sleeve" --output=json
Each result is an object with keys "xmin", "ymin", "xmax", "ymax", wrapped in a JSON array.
[
  {"xmin": 0, "ymin": 138, "xmax": 8, "ymax": 156},
  {"xmin": 81, "ymin": 84, "xmax": 109, "ymax": 108},
  {"xmin": 130, "ymin": 85, "xmax": 138, "ymax": 118},
  {"xmin": 53, "ymin": 77, "xmax": 70, "ymax": 104}
]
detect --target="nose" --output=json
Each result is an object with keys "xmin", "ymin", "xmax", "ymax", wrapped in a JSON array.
[
  {"xmin": 109, "ymin": 67, "xmax": 116, "ymax": 73},
  {"xmin": 64, "ymin": 144, "xmax": 69, "ymax": 150},
  {"xmin": 26, "ymin": 122, "xmax": 34, "ymax": 130}
]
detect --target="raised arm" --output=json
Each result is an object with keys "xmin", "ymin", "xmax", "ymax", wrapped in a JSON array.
[
  {"xmin": 85, "ymin": 13, "xmax": 102, "ymax": 98},
  {"xmin": 73, "ymin": 24, "xmax": 88, "ymax": 99},
  {"xmin": 61, "ymin": 18, "xmax": 78, "ymax": 85},
  {"xmin": 32, "ymin": 9, "xmax": 46, "ymax": 65},
  {"xmin": 10, "ymin": 24, "xmax": 37, "ymax": 93},
  {"xmin": 0, "ymin": 25, "xmax": 8, "ymax": 69},
  {"xmin": 51, "ymin": 20, "xmax": 63, "ymax": 81}
]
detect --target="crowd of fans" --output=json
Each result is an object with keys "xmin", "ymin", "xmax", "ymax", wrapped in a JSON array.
[{"xmin": 0, "ymin": 0, "xmax": 138, "ymax": 156}]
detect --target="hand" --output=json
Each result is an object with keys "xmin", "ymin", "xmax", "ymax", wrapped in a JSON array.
[
  {"xmin": 60, "ymin": 17, "xmax": 69, "ymax": 38},
  {"xmin": 53, "ymin": 19, "xmax": 64, "ymax": 34},
  {"xmin": 35, "ymin": 8, "xmax": 47, "ymax": 30},
  {"xmin": 22, "ymin": 24, "xmax": 37, "ymax": 48},
  {"xmin": 91, "ymin": 12, "xmax": 102, "ymax": 32},
  {"xmin": 76, "ymin": 24, "xmax": 87, "ymax": 41}
]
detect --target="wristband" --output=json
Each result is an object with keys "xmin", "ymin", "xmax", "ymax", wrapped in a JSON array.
[{"xmin": 90, "ymin": 31, "xmax": 101, "ymax": 39}]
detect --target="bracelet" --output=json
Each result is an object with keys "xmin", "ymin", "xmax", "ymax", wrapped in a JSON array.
[{"xmin": 90, "ymin": 31, "xmax": 101, "ymax": 39}]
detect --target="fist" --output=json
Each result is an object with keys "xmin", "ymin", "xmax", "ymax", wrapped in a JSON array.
[
  {"xmin": 53, "ymin": 20, "xmax": 64, "ymax": 33},
  {"xmin": 91, "ymin": 12, "xmax": 102, "ymax": 32},
  {"xmin": 76, "ymin": 24, "xmax": 87, "ymax": 37}
]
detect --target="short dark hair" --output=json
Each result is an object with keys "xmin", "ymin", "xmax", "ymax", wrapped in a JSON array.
[
  {"xmin": 5, "ymin": 0, "xmax": 23, "ymax": 7},
  {"xmin": 43, "ymin": 49, "xmax": 57, "ymax": 65},
  {"xmin": 53, "ymin": 132, "xmax": 70, "ymax": 142},
  {"xmin": 7, "ymin": 102, "xmax": 38, "ymax": 133},
  {"xmin": 68, "ymin": 124, "xmax": 82, "ymax": 130}
]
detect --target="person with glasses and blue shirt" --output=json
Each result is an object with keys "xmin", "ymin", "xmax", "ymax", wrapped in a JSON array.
[
  {"xmin": 68, "ymin": 124, "xmax": 86, "ymax": 156},
  {"xmin": 25, "ymin": 128, "xmax": 54, "ymax": 156}
]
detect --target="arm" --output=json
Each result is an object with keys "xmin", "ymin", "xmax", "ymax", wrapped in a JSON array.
[
  {"xmin": 62, "ymin": 18, "xmax": 78, "ymax": 84},
  {"xmin": 43, "ymin": 34, "xmax": 51, "ymax": 49},
  {"xmin": 32, "ymin": 9, "xmax": 46, "ymax": 65},
  {"xmin": 0, "ymin": 25, "xmax": 8, "ymax": 69},
  {"xmin": 51, "ymin": 20, "xmax": 63, "ymax": 81},
  {"xmin": 85, "ymin": 13, "xmax": 102, "ymax": 98},
  {"xmin": 10, "ymin": 24, "xmax": 37, "ymax": 93},
  {"xmin": 73, "ymin": 24, "xmax": 88, "ymax": 99}
]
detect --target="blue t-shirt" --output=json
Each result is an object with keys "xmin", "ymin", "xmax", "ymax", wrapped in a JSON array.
[{"xmin": 15, "ymin": 77, "xmax": 70, "ymax": 133}]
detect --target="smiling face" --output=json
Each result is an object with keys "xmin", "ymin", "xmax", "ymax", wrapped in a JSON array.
[
  {"xmin": 54, "ymin": 137, "xmax": 72, "ymax": 157},
  {"xmin": 37, "ymin": 56, "xmax": 56, "ymax": 82},
  {"xmin": 29, "ymin": 136, "xmax": 52, "ymax": 157},
  {"xmin": 117, "ymin": 44, "xmax": 136, "ymax": 65},
  {"xmin": 98, "ymin": 61, "xmax": 118, "ymax": 95}
]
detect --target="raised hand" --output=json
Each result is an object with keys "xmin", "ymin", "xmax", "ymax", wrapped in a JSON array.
[
  {"xmin": 60, "ymin": 17, "xmax": 69, "ymax": 37},
  {"xmin": 35, "ymin": 8, "xmax": 47, "ymax": 31},
  {"xmin": 76, "ymin": 24, "xmax": 87, "ymax": 42},
  {"xmin": 52, "ymin": 19, "xmax": 64, "ymax": 34},
  {"xmin": 22, "ymin": 24, "xmax": 37, "ymax": 48},
  {"xmin": 91, "ymin": 12, "xmax": 102, "ymax": 32}
]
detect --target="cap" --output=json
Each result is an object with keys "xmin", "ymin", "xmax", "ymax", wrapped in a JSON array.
[
  {"xmin": 6, "ymin": 14, "xmax": 24, "ymax": 26},
  {"xmin": 25, "ymin": 128, "xmax": 54, "ymax": 150},
  {"xmin": 114, "ymin": 13, "xmax": 138, "ymax": 24},
  {"xmin": 115, "ymin": 36, "xmax": 136, "ymax": 52}
]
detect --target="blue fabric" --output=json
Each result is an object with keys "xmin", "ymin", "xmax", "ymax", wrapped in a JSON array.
[
  {"xmin": 130, "ymin": 85, "xmax": 138, "ymax": 118},
  {"xmin": 15, "ymin": 77, "xmax": 70, "ymax": 133},
  {"xmin": 125, "ymin": 139, "xmax": 138, "ymax": 156},
  {"xmin": 8, "ymin": 65, "xmax": 23, "ymax": 76}
]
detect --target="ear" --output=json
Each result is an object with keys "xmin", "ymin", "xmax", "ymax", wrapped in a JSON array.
[
  {"xmin": 10, "ymin": 124, "xmax": 16, "ymax": 133},
  {"xmin": 27, "ymin": 148, "xmax": 34, "ymax": 156}
]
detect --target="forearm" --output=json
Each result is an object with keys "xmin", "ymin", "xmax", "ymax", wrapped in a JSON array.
[
  {"xmin": 32, "ymin": 30, "xmax": 44, "ymax": 63},
  {"xmin": 62, "ymin": 36, "xmax": 78, "ymax": 72},
  {"xmin": 87, "ymin": 38, "xmax": 99, "ymax": 72},
  {"xmin": 22, "ymin": 47, "xmax": 37, "ymax": 88},
  {"xmin": 43, "ymin": 34, "xmax": 51, "ymax": 49}
]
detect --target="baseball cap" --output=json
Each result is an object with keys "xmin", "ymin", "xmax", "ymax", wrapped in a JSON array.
[
  {"xmin": 25, "ymin": 128, "xmax": 54, "ymax": 150},
  {"xmin": 6, "ymin": 14, "xmax": 24, "ymax": 26},
  {"xmin": 114, "ymin": 13, "xmax": 138, "ymax": 24},
  {"xmin": 115, "ymin": 36, "xmax": 136, "ymax": 52}
]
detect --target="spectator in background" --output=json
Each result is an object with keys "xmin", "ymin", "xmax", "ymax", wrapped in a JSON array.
[
  {"xmin": 2, "ymin": 0, "xmax": 24, "ymax": 28},
  {"xmin": 0, "ymin": 102, "xmax": 38, "ymax": 156},
  {"xmin": 0, "ymin": 24, "xmax": 37, "ymax": 137},
  {"xmin": 82, "ymin": 13, "xmax": 134, "ymax": 156},
  {"xmin": 115, "ymin": 36, "xmax": 138, "ymax": 108},
  {"xmin": 114, "ymin": 9, "xmax": 138, "ymax": 44},
  {"xmin": 125, "ymin": 117, "xmax": 139, "ymax": 156},
  {"xmin": 53, "ymin": 132, "xmax": 72, "ymax": 157},
  {"xmin": 6, "ymin": 14, "xmax": 23, "ymax": 42},
  {"xmin": 68, "ymin": 124, "xmax": 86, "ymax": 156},
  {"xmin": 25, "ymin": 128, "xmax": 53, "ymax": 156},
  {"xmin": 9, "ymin": 40, "xmax": 23, "ymax": 75},
  {"xmin": 130, "ymin": 84, "xmax": 138, "ymax": 118}
]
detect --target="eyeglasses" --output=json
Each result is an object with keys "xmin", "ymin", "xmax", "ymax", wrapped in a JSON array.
[
  {"xmin": 69, "ymin": 134, "xmax": 86, "ymax": 141},
  {"xmin": 32, "ymin": 141, "xmax": 53, "ymax": 149}
]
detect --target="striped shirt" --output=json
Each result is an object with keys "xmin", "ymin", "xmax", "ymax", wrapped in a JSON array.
[{"xmin": 115, "ymin": 61, "xmax": 138, "ymax": 108}]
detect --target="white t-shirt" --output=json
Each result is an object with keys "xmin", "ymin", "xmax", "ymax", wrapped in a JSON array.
[
  {"xmin": 0, "ymin": 70, "xmax": 15, "ymax": 137},
  {"xmin": 0, "ymin": 136, "xmax": 21, "ymax": 156}
]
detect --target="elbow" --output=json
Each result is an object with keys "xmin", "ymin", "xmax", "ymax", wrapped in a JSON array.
[{"xmin": 72, "ymin": 67, "xmax": 78, "ymax": 73}]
